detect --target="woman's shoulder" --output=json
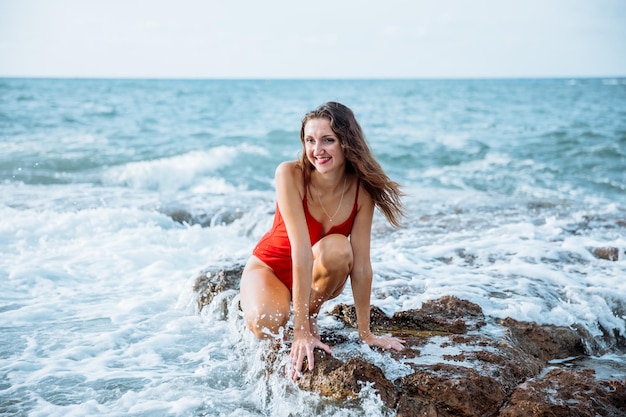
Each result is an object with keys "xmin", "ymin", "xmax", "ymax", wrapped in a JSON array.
[
  {"xmin": 275, "ymin": 160, "xmax": 300, "ymax": 173},
  {"xmin": 275, "ymin": 160, "xmax": 303, "ymax": 181},
  {"xmin": 275, "ymin": 161, "xmax": 305, "ymax": 197}
]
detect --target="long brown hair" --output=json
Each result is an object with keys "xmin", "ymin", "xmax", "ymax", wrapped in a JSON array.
[{"xmin": 298, "ymin": 102, "xmax": 404, "ymax": 228}]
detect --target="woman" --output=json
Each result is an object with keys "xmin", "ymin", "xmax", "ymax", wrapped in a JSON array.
[{"xmin": 240, "ymin": 102, "xmax": 405, "ymax": 380}]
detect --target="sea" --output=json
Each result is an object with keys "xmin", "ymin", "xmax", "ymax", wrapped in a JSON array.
[{"xmin": 1, "ymin": 78, "xmax": 625, "ymax": 416}]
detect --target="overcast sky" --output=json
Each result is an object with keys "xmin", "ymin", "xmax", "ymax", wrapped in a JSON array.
[{"xmin": 1, "ymin": 0, "xmax": 625, "ymax": 79}]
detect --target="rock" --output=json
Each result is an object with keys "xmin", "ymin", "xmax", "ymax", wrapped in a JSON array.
[
  {"xmin": 296, "ymin": 332, "xmax": 546, "ymax": 416},
  {"xmin": 194, "ymin": 266, "xmax": 626, "ymax": 416},
  {"xmin": 397, "ymin": 364, "xmax": 507, "ymax": 417},
  {"xmin": 500, "ymin": 317, "xmax": 588, "ymax": 362},
  {"xmin": 330, "ymin": 295, "xmax": 484, "ymax": 335},
  {"xmin": 499, "ymin": 368, "xmax": 626, "ymax": 417},
  {"xmin": 329, "ymin": 303, "xmax": 393, "ymax": 330},
  {"xmin": 297, "ymin": 351, "xmax": 397, "ymax": 408},
  {"xmin": 167, "ymin": 209, "xmax": 194, "ymax": 224},
  {"xmin": 599, "ymin": 322, "xmax": 626, "ymax": 353},
  {"xmin": 413, "ymin": 295, "xmax": 486, "ymax": 331},
  {"xmin": 392, "ymin": 332, "xmax": 544, "ymax": 416},
  {"xmin": 193, "ymin": 264, "xmax": 243, "ymax": 314},
  {"xmin": 591, "ymin": 246, "xmax": 620, "ymax": 261},
  {"xmin": 436, "ymin": 334, "xmax": 544, "ymax": 387},
  {"xmin": 391, "ymin": 308, "xmax": 468, "ymax": 334},
  {"xmin": 163, "ymin": 208, "xmax": 244, "ymax": 227}
]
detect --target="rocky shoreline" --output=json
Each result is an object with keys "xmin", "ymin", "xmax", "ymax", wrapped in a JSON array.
[{"xmin": 193, "ymin": 265, "xmax": 626, "ymax": 417}]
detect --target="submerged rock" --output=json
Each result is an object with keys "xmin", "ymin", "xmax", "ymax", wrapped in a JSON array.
[
  {"xmin": 193, "ymin": 267, "xmax": 626, "ymax": 416},
  {"xmin": 591, "ymin": 246, "xmax": 620, "ymax": 261},
  {"xmin": 162, "ymin": 207, "xmax": 245, "ymax": 228}
]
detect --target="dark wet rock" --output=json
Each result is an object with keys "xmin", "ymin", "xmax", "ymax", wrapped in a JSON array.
[
  {"xmin": 499, "ymin": 368, "xmax": 626, "ymax": 417},
  {"xmin": 436, "ymin": 334, "xmax": 544, "ymax": 387},
  {"xmin": 331, "ymin": 295, "xmax": 485, "ymax": 334},
  {"xmin": 297, "ymin": 352, "xmax": 398, "ymax": 408},
  {"xmin": 162, "ymin": 208, "xmax": 212, "ymax": 227},
  {"xmin": 591, "ymin": 246, "xmax": 620, "ymax": 261},
  {"xmin": 329, "ymin": 303, "xmax": 393, "ymax": 329},
  {"xmin": 391, "ymin": 308, "xmax": 468, "ymax": 334},
  {"xmin": 163, "ymin": 207, "xmax": 244, "ymax": 227},
  {"xmin": 194, "ymin": 267, "xmax": 625, "ymax": 416},
  {"xmin": 193, "ymin": 264, "xmax": 243, "ymax": 314},
  {"xmin": 297, "ymin": 330, "xmax": 623, "ymax": 417},
  {"xmin": 167, "ymin": 209, "xmax": 194, "ymax": 224},
  {"xmin": 599, "ymin": 322, "xmax": 626, "ymax": 353},
  {"xmin": 397, "ymin": 364, "xmax": 508, "ymax": 417},
  {"xmin": 500, "ymin": 317, "xmax": 588, "ymax": 362},
  {"xmin": 419, "ymin": 296, "xmax": 486, "ymax": 330},
  {"xmin": 296, "ymin": 332, "xmax": 546, "ymax": 416},
  {"xmin": 456, "ymin": 248, "xmax": 478, "ymax": 265}
]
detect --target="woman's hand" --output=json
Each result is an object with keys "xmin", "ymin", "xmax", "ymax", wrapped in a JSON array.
[
  {"xmin": 288, "ymin": 331, "xmax": 332, "ymax": 380},
  {"xmin": 362, "ymin": 333, "xmax": 406, "ymax": 351}
]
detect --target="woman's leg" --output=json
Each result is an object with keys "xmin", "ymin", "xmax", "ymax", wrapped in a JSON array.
[
  {"xmin": 309, "ymin": 234, "xmax": 353, "ymax": 335},
  {"xmin": 240, "ymin": 256, "xmax": 292, "ymax": 339}
]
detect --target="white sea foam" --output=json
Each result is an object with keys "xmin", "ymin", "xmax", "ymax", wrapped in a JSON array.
[
  {"xmin": 102, "ymin": 144, "xmax": 268, "ymax": 192},
  {"xmin": 0, "ymin": 202, "xmax": 257, "ymax": 415},
  {"xmin": 434, "ymin": 132, "xmax": 473, "ymax": 149}
]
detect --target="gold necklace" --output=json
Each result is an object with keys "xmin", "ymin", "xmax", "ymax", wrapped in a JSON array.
[{"xmin": 315, "ymin": 176, "xmax": 347, "ymax": 222}]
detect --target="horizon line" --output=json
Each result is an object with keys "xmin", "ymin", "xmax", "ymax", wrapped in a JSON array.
[{"xmin": 2, "ymin": 74, "xmax": 626, "ymax": 81}]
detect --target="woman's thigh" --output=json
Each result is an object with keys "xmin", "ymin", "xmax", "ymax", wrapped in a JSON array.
[{"xmin": 240, "ymin": 256, "xmax": 291, "ymax": 332}]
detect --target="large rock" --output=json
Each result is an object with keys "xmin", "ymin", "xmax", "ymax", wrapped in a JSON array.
[
  {"xmin": 295, "ymin": 330, "xmax": 545, "ymax": 416},
  {"xmin": 193, "ymin": 267, "xmax": 626, "ymax": 416},
  {"xmin": 499, "ymin": 317, "xmax": 588, "ymax": 362},
  {"xmin": 297, "ymin": 352, "xmax": 398, "ymax": 408},
  {"xmin": 331, "ymin": 295, "xmax": 485, "ymax": 335},
  {"xmin": 499, "ymin": 368, "xmax": 626, "ymax": 417},
  {"xmin": 397, "ymin": 364, "xmax": 508, "ymax": 417}
]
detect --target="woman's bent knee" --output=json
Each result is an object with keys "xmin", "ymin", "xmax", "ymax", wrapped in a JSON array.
[
  {"xmin": 245, "ymin": 310, "xmax": 288, "ymax": 339},
  {"xmin": 311, "ymin": 235, "xmax": 352, "ymax": 304},
  {"xmin": 316, "ymin": 234, "xmax": 353, "ymax": 274}
]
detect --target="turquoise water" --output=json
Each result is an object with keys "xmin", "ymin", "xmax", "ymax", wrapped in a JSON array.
[
  {"xmin": 1, "ymin": 78, "xmax": 625, "ymax": 416},
  {"xmin": 2, "ymin": 78, "xmax": 625, "ymax": 198}
]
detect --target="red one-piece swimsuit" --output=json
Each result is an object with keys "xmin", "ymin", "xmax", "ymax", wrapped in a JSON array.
[{"xmin": 252, "ymin": 180, "xmax": 360, "ymax": 292}]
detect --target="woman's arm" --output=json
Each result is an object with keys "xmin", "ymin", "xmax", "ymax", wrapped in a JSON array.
[
  {"xmin": 274, "ymin": 162, "xmax": 332, "ymax": 378},
  {"xmin": 274, "ymin": 162, "xmax": 312, "ymax": 334},
  {"xmin": 349, "ymin": 186, "xmax": 405, "ymax": 350},
  {"xmin": 348, "ymin": 189, "xmax": 375, "ymax": 339}
]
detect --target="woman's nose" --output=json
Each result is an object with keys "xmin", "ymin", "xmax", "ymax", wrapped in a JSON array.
[{"xmin": 313, "ymin": 142, "xmax": 324, "ymax": 154}]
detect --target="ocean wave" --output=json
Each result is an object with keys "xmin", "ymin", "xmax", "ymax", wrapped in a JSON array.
[{"xmin": 102, "ymin": 144, "xmax": 268, "ymax": 192}]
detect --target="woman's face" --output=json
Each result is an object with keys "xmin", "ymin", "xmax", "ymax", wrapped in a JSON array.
[{"xmin": 303, "ymin": 118, "xmax": 345, "ymax": 175}]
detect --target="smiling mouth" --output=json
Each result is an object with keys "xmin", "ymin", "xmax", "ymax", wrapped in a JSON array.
[{"xmin": 316, "ymin": 156, "xmax": 331, "ymax": 164}]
